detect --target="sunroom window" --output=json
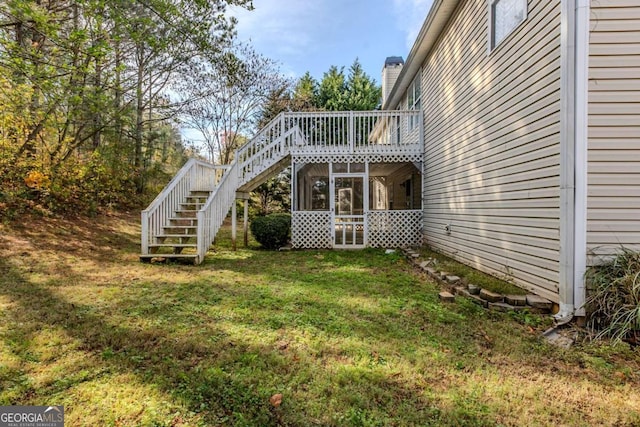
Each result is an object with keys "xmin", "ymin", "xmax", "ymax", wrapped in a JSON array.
[{"xmin": 490, "ymin": 0, "xmax": 527, "ymax": 50}]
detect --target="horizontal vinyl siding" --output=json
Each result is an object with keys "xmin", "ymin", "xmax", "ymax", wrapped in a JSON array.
[
  {"xmin": 588, "ymin": 0, "xmax": 640, "ymax": 256},
  {"xmin": 421, "ymin": 0, "xmax": 562, "ymax": 301}
]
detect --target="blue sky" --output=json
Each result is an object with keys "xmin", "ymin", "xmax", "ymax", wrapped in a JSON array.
[{"xmin": 230, "ymin": 0, "xmax": 434, "ymax": 83}]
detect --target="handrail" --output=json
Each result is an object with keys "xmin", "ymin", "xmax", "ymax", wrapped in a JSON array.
[
  {"xmin": 141, "ymin": 158, "xmax": 226, "ymax": 256},
  {"xmin": 143, "ymin": 109, "xmax": 423, "ymax": 263},
  {"xmin": 196, "ymin": 160, "xmax": 240, "ymax": 262}
]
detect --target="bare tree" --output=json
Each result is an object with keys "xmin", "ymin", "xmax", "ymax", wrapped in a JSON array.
[{"xmin": 179, "ymin": 43, "xmax": 288, "ymax": 164}]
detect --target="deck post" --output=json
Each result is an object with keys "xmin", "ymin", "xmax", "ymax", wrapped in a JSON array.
[
  {"xmin": 231, "ymin": 198, "xmax": 237, "ymax": 251},
  {"xmin": 349, "ymin": 111, "xmax": 355, "ymax": 152},
  {"xmin": 243, "ymin": 198, "xmax": 249, "ymax": 247}
]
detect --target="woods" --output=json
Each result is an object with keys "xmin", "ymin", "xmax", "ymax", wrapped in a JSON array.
[
  {"xmin": 0, "ymin": 1, "xmax": 381, "ymax": 217},
  {"xmin": 0, "ymin": 0, "xmax": 251, "ymax": 215}
]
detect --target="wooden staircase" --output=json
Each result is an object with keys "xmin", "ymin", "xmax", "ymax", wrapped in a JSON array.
[
  {"xmin": 141, "ymin": 110, "xmax": 422, "ymax": 264},
  {"xmin": 140, "ymin": 191, "xmax": 210, "ymax": 263}
]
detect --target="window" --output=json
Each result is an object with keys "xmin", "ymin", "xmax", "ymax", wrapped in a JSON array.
[
  {"xmin": 490, "ymin": 0, "xmax": 527, "ymax": 50},
  {"xmin": 407, "ymin": 75, "xmax": 421, "ymax": 130}
]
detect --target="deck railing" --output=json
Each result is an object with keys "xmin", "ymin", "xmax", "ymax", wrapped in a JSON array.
[
  {"xmin": 140, "ymin": 159, "xmax": 226, "ymax": 256},
  {"xmin": 283, "ymin": 110, "xmax": 422, "ymax": 154},
  {"xmin": 196, "ymin": 161, "xmax": 240, "ymax": 262},
  {"xmin": 143, "ymin": 110, "xmax": 423, "ymax": 263}
]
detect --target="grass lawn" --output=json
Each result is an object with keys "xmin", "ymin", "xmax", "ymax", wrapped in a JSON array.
[{"xmin": 0, "ymin": 213, "xmax": 639, "ymax": 426}]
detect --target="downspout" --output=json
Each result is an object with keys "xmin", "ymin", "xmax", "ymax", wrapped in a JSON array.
[
  {"xmin": 573, "ymin": 0, "xmax": 590, "ymax": 317},
  {"xmin": 556, "ymin": 0, "xmax": 577, "ymax": 324}
]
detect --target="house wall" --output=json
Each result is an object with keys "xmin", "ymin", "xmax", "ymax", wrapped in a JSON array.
[
  {"xmin": 587, "ymin": 0, "xmax": 640, "ymax": 256},
  {"xmin": 418, "ymin": 0, "xmax": 563, "ymax": 301}
]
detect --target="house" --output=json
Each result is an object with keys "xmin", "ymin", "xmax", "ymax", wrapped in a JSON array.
[{"xmin": 141, "ymin": 0, "xmax": 640, "ymax": 323}]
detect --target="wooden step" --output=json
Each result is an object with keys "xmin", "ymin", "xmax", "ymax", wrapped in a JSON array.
[
  {"xmin": 165, "ymin": 225, "xmax": 196, "ymax": 233},
  {"xmin": 140, "ymin": 253, "xmax": 199, "ymax": 264},
  {"xmin": 180, "ymin": 202, "xmax": 204, "ymax": 210},
  {"xmin": 149, "ymin": 243, "xmax": 197, "ymax": 255},
  {"xmin": 155, "ymin": 235, "xmax": 195, "ymax": 244},
  {"xmin": 168, "ymin": 218, "xmax": 197, "ymax": 226},
  {"xmin": 175, "ymin": 210, "xmax": 198, "ymax": 218}
]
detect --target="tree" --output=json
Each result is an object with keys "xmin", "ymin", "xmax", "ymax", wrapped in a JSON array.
[
  {"xmin": 0, "ymin": 0, "xmax": 253, "ymax": 214},
  {"xmin": 345, "ymin": 59, "xmax": 382, "ymax": 110},
  {"xmin": 317, "ymin": 66, "xmax": 347, "ymax": 111},
  {"xmin": 179, "ymin": 43, "xmax": 288, "ymax": 165},
  {"xmin": 292, "ymin": 72, "xmax": 319, "ymax": 111}
]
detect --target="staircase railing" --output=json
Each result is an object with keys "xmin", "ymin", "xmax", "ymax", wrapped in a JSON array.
[
  {"xmin": 141, "ymin": 159, "xmax": 226, "ymax": 255},
  {"xmin": 143, "ymin": 110, "xmax": 423, "ymax": 263},
  {"xmin": 196, "ymin": 160, "xmax": 241, "ymax": 263},
  {"xmin": 237, "ymin": 114, "xmax": 294, "ymax": 186}
]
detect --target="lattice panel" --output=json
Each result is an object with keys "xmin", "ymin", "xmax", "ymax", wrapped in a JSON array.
[
  {"xmin": 367, "ymin": 210, "xmax": 423, "ymax": 248},
  {"xmin": 292, "ymin": 153, "xmax": 422, "ymax": 165},
  {"xmin": 292, "ymin": 211, "xmax": 333, "ymax": 249}
]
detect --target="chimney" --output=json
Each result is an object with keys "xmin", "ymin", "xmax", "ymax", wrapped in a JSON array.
[{"xmin": 381, "ymin": 56, "xmax": 404, "ymax": 107}]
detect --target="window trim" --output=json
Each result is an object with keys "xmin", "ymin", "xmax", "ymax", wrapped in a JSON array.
[
  {"xmin": 488, "ymin": 0, "xmax": 528, "ymax": 53},
  {"xmin": 407, "ymin": 72, "xmax": 421, "ymax": 130}
]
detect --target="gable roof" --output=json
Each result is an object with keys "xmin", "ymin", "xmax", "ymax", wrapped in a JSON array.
[{"xmin": 383, "ymin": 0, "xmax": 460, "ymax": 110}]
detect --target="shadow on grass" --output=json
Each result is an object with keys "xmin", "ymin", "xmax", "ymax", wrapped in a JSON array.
[{"xmin": 1, "ymin": 257, "xmax": 479, "ymax": 426}]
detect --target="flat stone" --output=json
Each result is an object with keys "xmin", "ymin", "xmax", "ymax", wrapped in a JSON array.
[
  {"xmin": 542, "ymin": 327, "xmax": 576, "ymax": 349},
  {"xmin": 454, "ymin": 286, "xmax": 467, "ymax": 296},
  {"xmin": 467, "ymin": 284, "xmax": 481, "ymax": 295},
  {"xmin": 445, "ymin": 275, "xmax": 461, "ymax": 285},
  {"xmin": 526, "ymin": 294, "xmax": 553, "ymax": 310},
  {"xmin": 425, "ymin": 267, "xmax": 437, "ymax": 276},
  {"xmin": 505, "ymin": 294, "xmax": 527, "ymax": 306},
  {"xmin": 419, "ymin": 261, "xmax": 430, "ymax": 269},
  {"xmin": 489, "ymin": 302, "xmax": 521, "ymax": 312},
  {"xmin": 439, "ymin": 271, "xmax": 451, "ymax": 280},
  {"xmin": 479, "ymin": 289, "xmax": 503, "ymax": 303},
  {"xmin": 439, "ymin": 291, "xmax": 455, "ymax": 303},
  {"xmin": 411, "ymin": 253, "xmax": 420, "ymax": 259},
  {"xmin": 468, "ymin": 294, "xmax": 489, "ymax": 308}
]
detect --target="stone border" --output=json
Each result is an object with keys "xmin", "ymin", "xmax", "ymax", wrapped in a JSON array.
[{"xmin": 402, "ymin": 248, "xmax": 554, "ymax": 314}]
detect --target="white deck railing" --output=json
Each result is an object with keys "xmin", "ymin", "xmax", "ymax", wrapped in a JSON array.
[
  {"xmin": 143, "ymin": 110, "xmax": 423, "ymax": 263},
  {"xmin": 140, "ymin": 159, "xmax": 226, "ymax": 256},
  {"xmin": 196, "ymin": 162, "xmax": 240, "ymax": 262}
]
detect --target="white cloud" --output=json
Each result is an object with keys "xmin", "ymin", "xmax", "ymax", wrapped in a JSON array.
[
  {"xmin": 392, "ymin": 0, "xmax": 434, "ymax": 50},
  {"xmin": 230, "ymin": 0, "xmax": 327, "ymax": 57}
]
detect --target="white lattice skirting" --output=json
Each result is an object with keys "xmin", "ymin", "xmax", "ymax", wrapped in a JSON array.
[
  {"xmin": 291, "ymin": 210, "xmax": 422, "ymax": 249},
  {"xmin": 292, "ymin": 211, "xmax": 333, "ymax": 249},
  {"xmin": 367, "ymin": 210, "xmax": 423, "ymax": 248}
]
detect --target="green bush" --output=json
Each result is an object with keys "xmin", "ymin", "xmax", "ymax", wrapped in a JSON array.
[
  {"xmin": 585, "ymin": 248, "xmax": 640, "ymax": 344},
  {"xmin": 250, "ymin": 213, "xmax": 291, "ymax": 250}
]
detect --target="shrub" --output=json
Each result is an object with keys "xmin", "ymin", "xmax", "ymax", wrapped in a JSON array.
[
  {"xmin": 250, "ymin": 213, "xmax": 291, "ymax": 250},
  {"xmin": 585, "ymin": 248, "xmax": 640, "ymax": 344}
]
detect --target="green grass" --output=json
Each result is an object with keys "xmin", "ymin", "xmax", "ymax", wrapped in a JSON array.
[{"xmin": 0, "ymin": 214, "xmax": 639, "ymax": 426}]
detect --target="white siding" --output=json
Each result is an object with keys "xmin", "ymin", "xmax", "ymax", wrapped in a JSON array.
[
  {"xmin": 420, "ymin": 0, "xmax": 562, "ymax": 301},
  {"xmin": 588, "ymin": 0, "xmax": 640, "ymax": 256}
]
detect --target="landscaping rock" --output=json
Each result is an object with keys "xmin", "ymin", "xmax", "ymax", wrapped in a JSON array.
[
  {"xmin": 439, "ymin": 271, "xmax": 451, "ymax": 280},
  {"xmin": 446, "ymin": 275, "xmax": 461, "ymax": 285},
  {"xmin": 469, "ymin": 294, "xmax": 489, "ymax": 308},
  {"xmin": 526, "ymin": 294, "xmax": 553, "ymax": 310},
  {"xmin": 467, "ymin": 284, "xmax": 480, "ymax": 295},
  {"xmin": 479, "ymin": 289, "xmax": 503, "ymax": 303},
  {"xmin": 425, "ymin": 267, "xmax": 437, "ymax": 276},
  {"xmin": 419, "ymin": 261, "xmax": 430, "ymax": 269},
  {"xmin": 505, "ymin": 295, "xmax": 527, "ymax": 306},
  {"xmin": 489, "ymin": 302, "xmax": 521, "ymax": 312},
  {"xmin": 439, "ymin": 291, "xmax": 455, "ymax": 303},
  {"xmin": 454, "ymin": 286, "xmax": 467, "ymax": 296}
]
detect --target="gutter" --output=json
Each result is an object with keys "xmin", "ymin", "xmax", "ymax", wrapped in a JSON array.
[
  {"xmin": 382, "ymin": 0, "xmax": 459, "ymax": 110},
  {"xmin": 556, "ymin": 0, "xmax": 590, "ymax": 324}
]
